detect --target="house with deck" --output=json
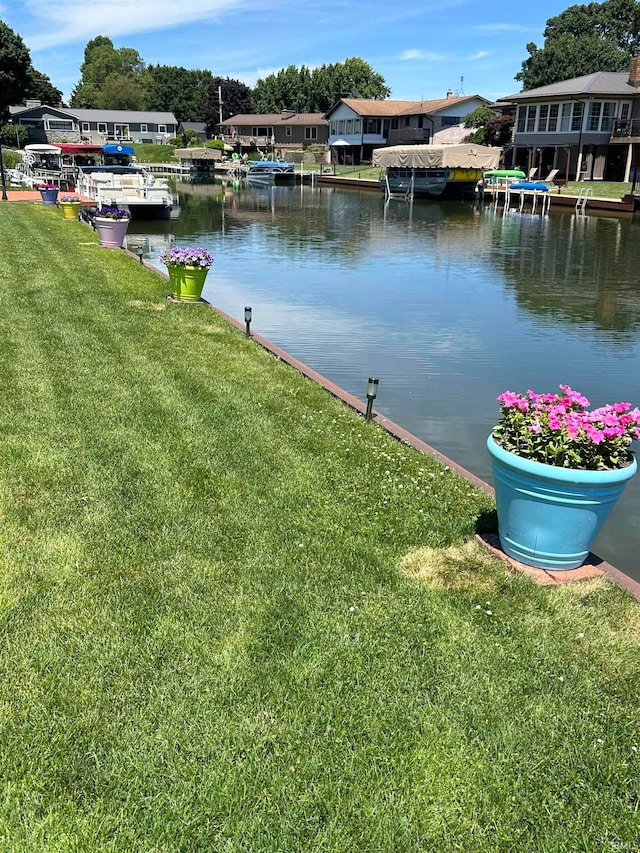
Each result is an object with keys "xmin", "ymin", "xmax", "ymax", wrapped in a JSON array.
[
  {"xmin": 218, "ymin": 111, "xmax": 329, "ymax": 150},
  {"xmin": 495, "ymin": 51, "xmax": 640, "ymax": 182},
  {"xmin": 323, "ymin": 94, "xmax": 492, "ymax": 164},
  {"xmin": 9, "ymin": 101, "xmax": 179, "ymax": 145}
]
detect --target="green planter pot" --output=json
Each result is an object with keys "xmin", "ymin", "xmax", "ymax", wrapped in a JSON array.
[
  {"xmin": 168, "ymin": 265, "xmax": 209, "ymax": 302},
  {"xmin": 95, "ymin": 217, "xmax": 130, "ymax": 249}
]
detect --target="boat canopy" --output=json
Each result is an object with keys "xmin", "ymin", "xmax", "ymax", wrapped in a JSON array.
[
  {"xmin": 57, "ymin": 143, "xmax": 104, "ymax": 155},
  {"xmin": 103, "ymin": 144, "xmax": 135, "ymax": 155},
  {"xmin": 24, "ymin": 143, "xmax": 62, "ymax": 154},
  {"xmin": 372, "ymin": 143, "xmax": 500, "ymax": 170}
]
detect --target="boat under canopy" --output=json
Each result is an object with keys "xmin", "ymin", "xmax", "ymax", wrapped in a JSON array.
[
  {"xmin": 373, "ymin": 143, "xmax": 501, "ymax": 200},
  {"xmin": 372, "ymin": 143, "xmax": 500, "ymax": 170},
  {"xmin": 103, "ymin": 144, "xmax": 135, "ymax": 156},
  {"xmin": 56, "ymin": 143, "xmax": 104, "ymax": 156}
]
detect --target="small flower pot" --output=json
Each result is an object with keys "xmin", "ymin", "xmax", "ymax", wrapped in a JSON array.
[
  {"xmin": 39, "ymin": 188, "xmax": 59, "ymax": 206},
  {"xmin": 487, "ymin": 435, "xmax": 637, "ymax": 570},
  {"xmin": 95, "ymin": 217, "xmax": 130, "ymax": 249},
  {"xmin": 167, "ymin": 265, "xmax": 209, "ymax": 302},
  {"xmin": 60, "ymin": 201, "xmax": 81, "ymax": 221}
]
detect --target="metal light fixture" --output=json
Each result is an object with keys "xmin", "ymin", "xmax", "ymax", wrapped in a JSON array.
[
  {"xmin": 137, "ymin": 246, "xmax": 144, "ymax": 265},
  {"xmin": 244, "ymin": 306, "xmax": 252, "ymax": 337},
  {"xmin": 0, "ymin": 143, "xmax": 8, "ymax": 202},
  {"xmin": 365, "ymin": 377, "xmax": 379, "ymax": 422}
]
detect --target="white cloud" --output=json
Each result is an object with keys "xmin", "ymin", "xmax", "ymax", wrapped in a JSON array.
[
  {"xmin": 466, "ymin": 50, "xmax": 492, "ymax": 61},
  {"xmin": 21, "ymin": 0, "xmax": 258, "ymax": 51},
  {"xmin": 399, "ymin": 49, "xmax": 445, "ymax": 61},
  {"xmin": 472, "ymin": 22, "xmax": 528, "ymax": 33}
]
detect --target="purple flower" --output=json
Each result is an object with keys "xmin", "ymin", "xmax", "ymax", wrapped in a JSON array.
[
  {"xmin": 96, "ymin": 206, "xmax": 130, "ymax": 220},
  {"xmin": 159, "ymin": 246, "xmax": 214, "ymax": 269}
]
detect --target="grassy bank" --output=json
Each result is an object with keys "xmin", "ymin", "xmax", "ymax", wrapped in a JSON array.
[{"xmin": 0, "ymin": 204, "xmax": 639, "ymax": 851}]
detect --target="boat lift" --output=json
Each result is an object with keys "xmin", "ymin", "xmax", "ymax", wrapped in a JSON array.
[{"xmin": 383, "ymin": 171, "xmax": 414, "ymax": 201}]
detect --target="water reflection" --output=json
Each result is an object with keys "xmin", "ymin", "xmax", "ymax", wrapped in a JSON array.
[{"xmin": 130, "ymin": 181, "xmax": 640, "ymax": 579}]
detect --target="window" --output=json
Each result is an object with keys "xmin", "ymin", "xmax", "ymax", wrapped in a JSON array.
[
  {"xmin": 140, "ymin": 124, "xmax": 148, "ymax": 133},
  {"xmin": 346, "ymin": 119, "xmax": 352, "ymax": 134},
  {"xmin": 537, "ymin": 104, "xmax": 548, "ymax": 132},
  {"xmin": 588, "ymin": 101, "xmax": 601, "ymax": 131},
  {"xmin": 353, "ymin": 119, "xmax": 361, "ymax": 133},
  {"xmin": 391, "ymin": 118, "xmax": 398, "ymax": 129},
  {"xmin": 517, "ymin": 106, "xmax": 526, "ymax": 133},
  {"xmin": 285, "ymin": 126, "xmax": 292, "ymax": 136},
  {"xmin": 548, "ymin": 104, "xmax": 559, "ymax": 132},
  {"xmin": 364, "ymin": 118, "xmax": 381, "ymax": 134},
  {"xmin": 601, "ymin": 102, "xmax": 615, "ymax": 132},
  {"xmin": 82, "ymin": 122, "xmax": 90, "ymax": 132},
  {"xmin": 526, "ymin": 106, "xmax": 536, "ymax": 132},
  {"xmin": 560, "ymin": 103, "xmax": 572, "ymax": 132},
  {"xmin": 621, "ymin": 102, "xmax": 631, "ymax": 120},
  {"xmin": 98, "ymin": 123, "xmax": 107, "ymax": 134},
  {"xmin": 418, "ymin": 116, "xmax": 424, "ymax": 128},
  {"xmin": 251, "ymin": 126, "xmax": 273, "ymax": 137},
  {"xmin": 404, "ymin": 117, "xmax": 411, "ymax": 127},
  {"xmin": 571, "ymin": 102, "xmax": 583, "ymax": 132},
  {"xmin": 47, "ymin": 120, "xmax": 73, "ymax": 131},
  {"xmin": 304, "ymin": 127, "xmax": 317, "ymax": 140},
  {"xmin": 158, "ymin": 124, "xmax": 166, "ymax": 133},
  {"xmin": 338, "ymin": 120, "xmax": 345, "ymax": 134},
  {"xmin": 331, "ymin": 121, "xmax": 337, "ymax": 135}
]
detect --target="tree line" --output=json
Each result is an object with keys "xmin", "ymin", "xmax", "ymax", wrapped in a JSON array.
[{"xmin": 2, "ymin": 0, "xmax": 640, "ymax": 131}]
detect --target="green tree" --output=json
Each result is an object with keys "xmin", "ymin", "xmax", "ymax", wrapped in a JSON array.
[
  {"xmin": 148, "ymin": 66, "xmax": 213, "ymax": 120},
  {"xmin": 516, "ymin": 0, "xmax": 640, "ymax": 89},
  {"xmin": 0, "ymin": 121, "xmax": 28, "ymax": 148},
  {"xmin": 253, "ymin": 58, "xmax": 390, "ymax": 114},
  {"xmin": 0, "ymin": 20, "xmax": 32, "ymax": 119},
  {"xmin": 204, "ymin": 77, "xmax": 254, "ymax": 134},
  {"xmin": 25, "ymin": 68, "xmax": 63, "ymax": 106},
  {"xmin": 70, "ymin": 36, "xmax": 150, "ymax": 108}
]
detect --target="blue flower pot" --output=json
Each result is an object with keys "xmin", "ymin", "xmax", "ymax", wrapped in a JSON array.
[
  {"xmin": 39, "ymin": 188, "xmax": 59, "ymax": 205},
  {"xmin": 487, "ymin": 435, "xmax": 637, "ymax": 570}
]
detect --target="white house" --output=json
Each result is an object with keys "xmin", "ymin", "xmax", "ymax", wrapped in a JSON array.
[{"xmin": 324, "ymin": 94, "xmax": 492, "ymax": 164}]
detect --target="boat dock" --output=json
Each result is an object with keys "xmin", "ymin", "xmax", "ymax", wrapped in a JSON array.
[{"xmin": 478, "ymin": 182, "xmax": 635, "ymax": 215}]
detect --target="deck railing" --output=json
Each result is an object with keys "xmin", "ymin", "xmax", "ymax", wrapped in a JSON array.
[{"xmin": 611, "ymin": 119, "xmax": 640, "ymax": 138}]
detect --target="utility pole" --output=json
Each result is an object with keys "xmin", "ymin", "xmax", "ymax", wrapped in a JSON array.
[{"xmin": 218, "ymin": 85, "xmax": 223, "ymax": 128}]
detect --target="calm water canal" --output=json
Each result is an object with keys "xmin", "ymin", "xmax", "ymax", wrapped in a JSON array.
[{"xmin": 129, "ymin": 181, "xmax": 640, "ymax": 580}]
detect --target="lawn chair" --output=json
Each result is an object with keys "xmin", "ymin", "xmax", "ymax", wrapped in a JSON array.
[
  {"xmin": 542, "ymin": 168, "xmax": 559, "ymax": 185},
  {"xmin": 527, "ymin": 167, "xmax": 538, "ymax": 180}
]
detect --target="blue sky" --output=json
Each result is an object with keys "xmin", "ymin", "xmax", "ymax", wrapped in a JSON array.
[{"xmin": 3, "ymin": 0, "xmax": 571, "ymax": 106}]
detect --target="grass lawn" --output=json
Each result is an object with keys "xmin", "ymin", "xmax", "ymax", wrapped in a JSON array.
[{"xmin": 1, "ymin": 204, "xmax": 639, "ymax": 851}]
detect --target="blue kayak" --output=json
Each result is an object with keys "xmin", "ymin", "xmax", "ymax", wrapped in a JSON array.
[{"xmin": 509, "ymin": 182, "xmax": 550, "ymax": 191}]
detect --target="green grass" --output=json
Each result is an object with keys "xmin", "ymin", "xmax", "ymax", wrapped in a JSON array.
[
  {"xmin": 559, "ymin": 180, "xmax": 633, "ymax": 199},
  {"xmin": 132, "ymin": 143, "xmax": 181, "ymax": 163},
  {"xmin": 0, "ymin": 204, "xmax": 640, "ymax": 851}
]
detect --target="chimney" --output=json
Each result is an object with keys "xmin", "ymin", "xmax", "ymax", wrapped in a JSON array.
[
  {"xmin": 446, "ymin": 89, "xmax": 453, "ymax": 99},
  {"xmin": 629, "ymin": 48, "xmax": 640, "ymax": 87}
]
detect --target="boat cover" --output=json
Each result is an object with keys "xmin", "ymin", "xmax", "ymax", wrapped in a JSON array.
[
  {"xmin": 372, "ymin": 143, "xmax": 500, "ymax": 170},
  {"xmin": 57, "ymin": 143, "xmax": 104, "ymax": 155},
  {"xmin": 103, "ymin": 144, "xmax": 135, "ymax": 155}
]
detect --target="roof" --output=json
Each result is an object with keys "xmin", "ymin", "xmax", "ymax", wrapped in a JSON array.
[
  {"xmin": 500, "ymin": 72, "xmax": 636, "ymax": 102},
  {"xmin": 221, "ymin": 112, "xmax": 328, "ymax": 126},
  {"xmin": 10, "ymin": 104, "xmax": 178, "ymax": 123},
  {"xmin": 325, "ymin": 96, "xmax": 487, "ymax": 119},
  {"xmin": 372, "ymin": 143, "xmax": 500, "ymax": 169}
]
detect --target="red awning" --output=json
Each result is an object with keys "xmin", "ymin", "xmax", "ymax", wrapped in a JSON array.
[{"xmin": 57, "ymin": 143, "xmax": 104, "ymax": 155}]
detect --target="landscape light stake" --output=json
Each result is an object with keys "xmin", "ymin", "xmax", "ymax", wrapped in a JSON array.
[
  {"xmin": 0, "ymin": 144, "xmax": 8, "ymax": 202},
  {"xmin": 244, "ymin": 306, "xmax": 252, "ymax": 337},
  {"xmin": 365, "ymin": 377, "xmax": 379, "ymax": 422},
  {"xmin": 137, "ymin": 247, "xmax": 144, "ymax": 265}
]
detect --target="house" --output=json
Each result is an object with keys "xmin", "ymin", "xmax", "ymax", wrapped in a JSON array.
[
  {"xmin": 218, "ymin": 111, "xmax": 329, "ymax": 150},
  {"xmin": 324, "ymin": 94, "xmax": 493, "ymax": 164},
  {"xmin": 495, "ymin": 51, "xmax": 640, "ymax": 182},
  {"xmin": 9, "ymin": 101, "xmax": 179, "ymax": 145},
  {"xmin": 179, "ymin": 121, "xmax": 208, "ymax": 143}
]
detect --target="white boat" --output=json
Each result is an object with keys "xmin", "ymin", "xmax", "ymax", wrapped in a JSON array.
[
  {"xmin": 75, "ymin": 165, "xmax": 173, "ymax": 219},
  {"xmin": 246, "ymin": 160, "xmax": 296, "ymax": 187},
  {"xmin": 373, "ymin": 143, "xmax": 500, "ymax": 200}
]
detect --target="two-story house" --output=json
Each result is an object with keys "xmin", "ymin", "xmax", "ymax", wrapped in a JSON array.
[
  {"xmin": 495, "ymin": 51, "xmax": 640, "ymax": 182},
  {"xmin": 9, "ymin": 101, "xmax": 179, "ymax": 145},
  {"xmin": 324, "ymin": 94, "xmax": 492, "ymax": 164}
]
